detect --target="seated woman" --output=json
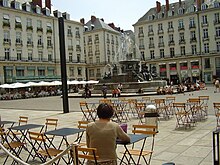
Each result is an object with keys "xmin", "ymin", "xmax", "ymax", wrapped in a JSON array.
[{"xmin": 86, "ymin": 103, "xmax": 130, "ymax": 165}]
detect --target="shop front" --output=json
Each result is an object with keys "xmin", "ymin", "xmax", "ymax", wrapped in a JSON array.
[
  {"xmin": 191, "ymin": 60, "xmax": 200, "ymax": 83},
  {"xmin": 169, "ymin": 63, "xmax": 179, "ymax": 85},
  {"xmin": 159, "ymin": 64, "xmax": 167, "ymax": 79},
  {"xmin": 179, "ymin": 61, "xmax": 188, "ymax": 82}
]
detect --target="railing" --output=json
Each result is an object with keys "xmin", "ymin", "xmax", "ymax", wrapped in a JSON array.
[
  {"xmin": 213, "ymin": 129, "xmax": 220, "ymax": 165},
  {"xmin": 0, "ymin": 143, "xmax": 78, "ymax": 165}
]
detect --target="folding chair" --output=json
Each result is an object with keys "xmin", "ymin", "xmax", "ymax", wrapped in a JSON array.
[
  {"xmin": 187, "ymin": 98, "xmax": 201, "ymax": 122},
  {"xmin": 77, "ymin": 121, "xmax": 90, "ymax": 147},
  {"xmin": 79, "ymin": 101, "xmax": 96, "ymax": 121},
  {"xmin": 154, "ymin": 99, "xmax": 170, "ymax": 119},
  {"xmin": 173, "ymin": 103, "xmax": 191, "ymax": 128},
  {"xmin": 0, "ymin": 127, "xmax": 25, "ymax": 165},
  {"xmin": 214, "ymin": 103, "xmax": 220, "ymax": 128},
  {"xmin": 198, "ymin": 96, "xmax": 209, "ymax": 119},
  {"xmin": 77, "ymin": 146, "xmax": 99, "ymax": 165},
  {"xmin": 165, "ymin": 96, "xmax": 176, "ymax": 115},
  {"xmin": 122, "ymin": 124, "xmax": 158, "ymax": 165},
  {"xmin": 134, "ymin": 102, "xmax": 146, "ymax": 124},
  {"xmin": 9, "ymin": 116, "xmax": 29, "ymax": 138},
  {"xmin": 28, "ymin": 131, "xmax": 63, "ymax": 164},
  {"xmin": 99, "ymin": 99, "xmax": 112, "ymax": 104},
  {"xmin": 43, "ymin": 118, "xmax": 58, "ymax": 139}
]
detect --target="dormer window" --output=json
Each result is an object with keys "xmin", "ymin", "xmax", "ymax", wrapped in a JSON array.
[
  {"xmin": 15, "ymin": 2, "xmax": 21, "ymax": 10},
  {"xmin": 84, "ymin": 26, "xmax": 88, "ymax": 32},
  {"xmin": 188, "ymin": 5, "xmax": 196, "ymax": 13},
  {"xmin": 148, "ymin": 15, "xmax": 152, "ymax": 20},
  {"xmin": 36, "ymin": 6, "xmax": 41, "ymax": 14},
  {"xmin": 214, "ymin": 1, "xmax": 220, "ymax": 8},
  {"xmin": 178, "ymin": 8, "xmax": 185, "ymax": 15},
  {"xmin": 91, "ymin": 24, "xmax": 95, "ymax": 30},
  {"xmin": 3, "ymin": 0, "xmax": 9, "ymax": 7},
  {"xmin": 45, "ymin": 8, "xmax": 50, "ymax": 16},
  {"xmin": 201, "ymin": 3, "xmax": 208, "ymax": 10},
  {"xmin": 26, "ymin": 3, "xmax": 31, "ymax": 12}
]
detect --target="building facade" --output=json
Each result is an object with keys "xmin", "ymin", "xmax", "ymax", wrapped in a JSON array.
[
  {"xmin": 82, "ymin": 16, "xmax": 121, "ymax": 80},
  {"xmin": 134, "ymin": 0, "xmax": 220, "ymax": 84},
  {"xmin": 0, "ymin": 0, "xmax": 85, "ymax": 84}
]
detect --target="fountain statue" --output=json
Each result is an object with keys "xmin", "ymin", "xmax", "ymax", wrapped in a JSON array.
[{"xmin": 93, "ymin": 31, "xmax": 167, "ymax": 94}]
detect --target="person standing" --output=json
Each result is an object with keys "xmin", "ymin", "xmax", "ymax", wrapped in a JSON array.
[
  {"xmin": 102, "ymin": 84, "xmax": 107, "ymax": 98},
  {"xmin": 86, "ymin": 103, "xmax": 130, "ymax": 165},
  {"xmin": 214, "ymin": 79, "xmax": 220, "ymax": 93}
]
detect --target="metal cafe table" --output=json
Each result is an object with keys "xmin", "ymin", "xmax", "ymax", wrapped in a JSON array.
[
  {"xmin": 0, "ymin": 120, "xmax": 15, "ymax": 128},
  {"xmin": 117, "ymin": 134, "xmax": 148, "ymax": 165}
]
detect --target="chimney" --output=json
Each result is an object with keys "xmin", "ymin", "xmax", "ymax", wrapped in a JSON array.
[
  {"xmin": 108, "ymin": 23, "xmax": 115, "ymax": 29},
  {"xmin": 100, "ymin": 18, "xmax": 104, "ymax": 22},
  {"xmin": 196, "ymin": 0, "xmax": 201, "ymax": 11},
  {"xmin": 45, "ymin": 0, "xmax": 51, "ymax": 11},
  {"xmin": 156, "ymin": 1, "xmax": 161, "ymax": 13},
  {"xmin": 165, "ymin": 0, "xmax": 169, "ymax": 11},
  {"xmin": 179, "ymin": 0, "xmax": 181, "ymax": 7},
  {"xmin": 91, "ymin": 15, "xmax": 96, "ymax": 23},
  {"xmin": 32, "ymin": 0, "xmax": 42, "ymax": 8},
  {"xmin": 80, "ymin": 18, "xmax": 85, "ymax": 24}
]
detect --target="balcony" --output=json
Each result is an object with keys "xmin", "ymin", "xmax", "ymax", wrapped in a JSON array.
[
  {"xmin": 178, "ymin": 26, "xmax": 185, "ymax": 31},
  {"xmin": 37, "ymin": 27, "xmax": 43, "ymax": 32},
  {"xmin": 88, "ymin": 40, "xmax": 92, "ymax": 45},
  {"xmin": 106, "ymin": 39, "xmax": 110, "ymax": 43},
  {"xmin": 95, "ymin": 50, "xmax": 100, "ymax": 55},
  {"xmin": 46, "ymin": 29, "xmax": 53, "ymax": 34},
  {"xmin": 189, "ymin": 23, "xmax": 196, "ymax": 29},
  {"xmin": 3, "ymin": 39, "xmax": 11, "ymax": 45},
  {"xmin": 190, "ymin": 38, "xmax": 197, "ymax": 43},
  {"xmin": 88, "ymin": 51, "xmax": 93, "ymax": 56},
  {"xmin": 26, "ymin": 26, "xmax": 33, "ymax": 31},
  {"xmin": 202, "ymin": 36, "xmax": 209, "ymax": 41},
  {"xmin": 37, "ymin": 42, "xmax": 44, "ymax": 48},
  {"xmin": 148, "ymin": 31, "xmax": 154, "ymax": 36},
  {"xmin": 67, "ymin": 32, "xmax": 73, "ymax": 37},
  {"xmin": 94, "ymin": 39, "xmax": 99, "ymax": 44},
  {"xmin": 15, "ymin": 39, "xmax": 23, "ymax": 46},
  {"xmin": 27, "ymin": 41, "xmax": 34, "ymax": 47},
  {"xmin": 138, "ymin": 32, "xmax": 144, "ymax": 37},
  {"xmin": 158, "ymin": 42, "xmax": 164, "ymax": 47},
  {"xmin": 214, "ymin": 19, "xmax": 220, "ymax": 25},
  {"xmin": 167, "ymin": 28, "xmax": 174, "ymax": 33},
  {"xmin": 76, "ymin": 45, "xmax": 81, "ymax": 52},
  {"xmin": 157, "ymin": 29, "xmax": 164, "ymax": 35},
  {"xmin": 179, "ymin": 39, "xmax": 186, "ymax": 44},
  {"xmin": 201, "ymin": 22, "xmax": 209, "ymax": 27},
  {"xmin": 75, "ymin": 33, "xmax": 80, "ymax": 38},
  {"xmin": 47, "ymin": 44, "xmax": 53, "ymax": 49},
  {"xmin": 15, "ymin": 23, "xmax": 22, "ymax": 30},
  {"xmin": 3, "ymin": 22, "xmax": 10, "ymax": 28},
  {"xmin": 168, "ymin": 40, "xmax": 175, "ymax": 46},
  {"xmin": 68, "ymin": 46, "xmax": 73, "ymax": 50},
  {"xmin": 139, "ymin": 45, "xmax": 145, "ymax": 50},
  {"xmin": 215, "ymin": 35, "xmax": 220, "ymax": 40},
  {"xmin": 148, "ymin": 44, "xmax": 155, "ymax": 49}
]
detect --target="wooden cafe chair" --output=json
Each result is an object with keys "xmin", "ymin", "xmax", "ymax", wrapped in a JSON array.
[
  {"xmin": 79, "ymin": 101, "xmax": 96, "ymax": 121},
  {"xmin": 76, "ymin": 146, "xmax": 99, "ymax": 165}
]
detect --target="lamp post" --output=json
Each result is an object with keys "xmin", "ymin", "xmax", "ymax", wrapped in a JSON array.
[{"xmin": 58, "ymin": 17, "xmax": 69, "ymax": 113}]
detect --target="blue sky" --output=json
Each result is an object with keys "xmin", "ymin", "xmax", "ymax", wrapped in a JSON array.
[{"xmin": 51, "ymin": 0, "xmax": 178, "ymax": 30}]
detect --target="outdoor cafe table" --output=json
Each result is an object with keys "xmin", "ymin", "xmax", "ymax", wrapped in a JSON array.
[
  {"xmin": 0, "ymin": 120, "xmax": 15, "ymax": 128},
  {"xmin": 117, "ymin": 134, "xmax": 148, "ymax": 165}
]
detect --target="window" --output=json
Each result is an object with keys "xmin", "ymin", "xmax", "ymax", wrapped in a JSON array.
[
  {"xmin": 204, "ymin": 43, "xmax": 209, "ymax": 53},
  {"xmin": 149, "ymin": 37, "xmax": 154, "ymax": 44},
  {"xmin": 28, "ymin": 50, "xmax": 33, "ymax": 60},
  {"xmin": 190, "ymin": 31, "xmax": 196, "ymax": 39},
  {"xmin": 160, "ymin": 49, "xmax": 164, "ymax": 58},
  {"xmin": 217, "ymin": 42, "xmax": 220, "ymax": 52},
  {"xmin": 150, "ymin": 50, "xmax": 155, "ymax": 59},
  {"xmin": 77, "ymin": 67, "xmax": 82, "ymax": 76},
  {"xmin": 148, "ymin": 25, "xmax": 153, "ymax": 32},
  {"xmin": 3, "ymin": 0, "xmax": 9, "ymax": 7},
  {"xmin": 159, "ymin": 36, "xmax": 163, "ymax": 43},
  {"xmin": 201, "ymin": 4, "xmax": 208, "ymax": 10},
  {"xmin": 178, "ymin": 8, "xmax": 184, "ymax": 15},
  {"xmin": 38, "ymin": 35, "xmax": 43, "ymax": 45},
  {"xmin": 180, "ymin": 46, "xmax": 185, "ymax": 55},
  {"xmin": 3, "ymin": 14, "xmax": 10, "ymax": 24},
  {"xmin": 189, "ymin": 17, "xmax": 195, "ymax": 27},
  {"xmin": 214, "ymin": 1, "xmax": 220, "ymax": 8},
  {"xmin": 26, "ymin": 18, "xmax": 32, "ymax": 27},
  {"xmin": 168, "ymin": 21, "xmax": 173, "ymax": 29},
  {"xmin": 75, "ymin": 27, "xmax": 80, "ymax": 36},
  {"xmin": 3, "ymin": 31, "xmax": 10, "ymax": 42},
  {"xmin": 77, "ymin": 54, "xmax": 81, "ymax": 63},
  {"xmin": 27, "ymin": 33, "xmax": 32, "ymax": 44},
  {"xmin": 139, "ymin": 27, "xmax": 143, "ymax": 34},
  {"xmin": 69, "ymin": 67, "xmax": 74, "ymax": 76},
  {"xmin": 158, "ymin": 23, "xmax": 163, "ymax": 31},
  {"xmin": 203, "ymin": 29, "xmax": 209, "ymax": 38},
  {"xmin": 89, "ymin": 69, "xmax": 94, "ymax": 77},
  {"xmin": 16, "ymin": 69, "xmax": 24, "ymax": 77},
  {"xmin": 37, "ymin": 20, "xmax": 42, "ymax": 28},
  {"xmin": 5, "ymin": 48, "xmax": 10, "ymax": 60},
  {"xmin": 202, "ymin": 15, "xmax": 208, "ymax": 24},
  {"xmin": 169, "ymin": 34, "xmax": 174, "ymax": 42},
  {"xmin": 15, "ymin": 16, "xmax": 21, "ymax": 25},
  {"xmin": 191, "ymin": 45, "xmax": 197, "ymax": 55},
  {"xmin": 204, "ymin": 58, "xmax": 211, "ymax": 69},
  {"xmin": 139, "ymin": 38, "xmax": 144, "ymax": 46},
  {"xmin": 141, "ymin": 52, "xmax": 145, "ymax": 60},
  {"xmin": 69, "ymin": 52, "xmax": 73, "ymax": 62},
  {"xmin": 170, "ymin": 48, "xmax": 175, "ymax": 57},
  {"xmin": 38, "ymin": 69, "xmax": 45, "ymax": 76},
  {"xmin": 47, "ymin": 36, "xmax": 52, "ymax": 47},
  {"xmin": 38, "ymin": 51, "xmax": 43, "ymax": 61},
  {"xmin": 216, "ymin": 27, "xmax": 220, "ymax": 37},
  {"xmin": 48, "ymin": 52, "xmax": 52, "ymax": 61},
  {"xmin": 67, "ymin": 26, "xmax": 72, "ymax": 35},
  {"xmin": 47, "ymin": 23, "xmax": 52, "ymax": 30},
  {"xmin": 179, "ymin": 33, "xmax": 185, "ymax": 41},
  {"xmin": 214, "ymin": 13, "xmax": 220, "ymax": 23},
  {"xmin": 178, "ymin": 19, "xmax": 184, "ymax": 29},
  {"xmin": 96, "ymin": 56, "xmax": 100, "ymax": 63},
  {"xmin": 17, "ymin": 49, "xmax": 22, "ymax": 60}
]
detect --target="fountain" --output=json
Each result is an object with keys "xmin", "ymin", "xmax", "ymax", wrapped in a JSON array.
[{"xmin": 93, "ymin": 31, "xmax": 167, "ymax": 94}]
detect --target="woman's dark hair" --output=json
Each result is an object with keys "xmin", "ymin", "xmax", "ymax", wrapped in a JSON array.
[{"xmin": 97, "ymin": 103, "xmax": 114, "ymax": 119}]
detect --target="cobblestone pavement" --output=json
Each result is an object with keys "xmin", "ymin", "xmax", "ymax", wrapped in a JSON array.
[{"xmin": 0, "ymin": 85, "xmax": 219, "ymax": 165}]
